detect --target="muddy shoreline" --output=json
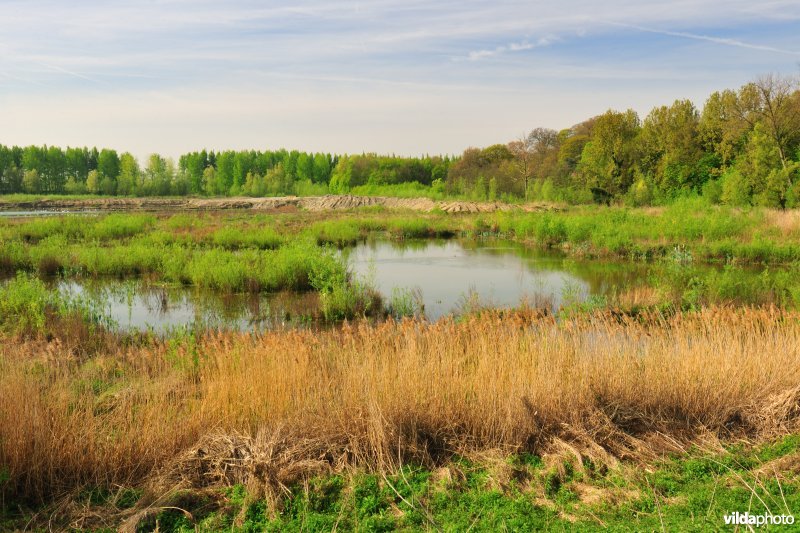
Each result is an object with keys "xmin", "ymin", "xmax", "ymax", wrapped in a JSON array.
[{"xmin": 0, "ymin": 195, "xmax": 556, "ymax": 214}]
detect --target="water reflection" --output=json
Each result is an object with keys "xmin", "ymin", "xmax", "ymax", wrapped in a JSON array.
[
  {"xmin": 6, "ymin": 238, "xmax": 658, "ymax": 333},
  {"xmin": 58, "ymin": 280, "xmax": 320, "ymax": 333},
  {"xmin": 348, "ymin": 239, "xmax": 650, "ymax": 319}
]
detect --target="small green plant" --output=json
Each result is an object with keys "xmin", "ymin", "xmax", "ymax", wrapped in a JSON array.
[{"xmin": 388, "ymin": 287, "xmax": 424, "ymax": 318}]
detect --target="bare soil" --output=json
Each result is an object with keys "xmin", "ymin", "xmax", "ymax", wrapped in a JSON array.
[{"xmin": 0, "ymin": 195, "xmax": 557, "ymax": 214}]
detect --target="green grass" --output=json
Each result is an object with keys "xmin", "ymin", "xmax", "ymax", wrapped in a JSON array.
[
  {"xmin": 307, "ymin": 219, "xmax": 367, "ymax": 247},
  {"xmin": 485, "ymin": 200, "xmax": 764, "ymax": 258},
  {"xmin": 0, "ymin": 272, "xmax": 114, "ymax": 335},
  {"xmin": 210, "ymin": 225, "xmax": 283, "ymax": 250},
  {"xmin": 6, "ymin": 213, "xmax": 155, "ymax": 243},
  {"xmin": 0, "ymin": 193, "xmax": 99, "ymax": 203},
  {"xmin": 348, "ymin": 181, "xmax": 455, "ymax": 200},
  {"xmin": 385, "ymin": 216, "xmax": 456, "ymax": 239},
  {"xmin": 109, "ymin": 434, "xmax": 800, "ymax": 532},
  {"xmin": 2, "ymin": 204, "xmax": 796, "ymax": 266}
]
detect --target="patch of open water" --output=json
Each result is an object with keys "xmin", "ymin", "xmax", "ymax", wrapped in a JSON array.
[{"xmin": 41, "ymin": 239, "xmax": 653, "ymax": 333}]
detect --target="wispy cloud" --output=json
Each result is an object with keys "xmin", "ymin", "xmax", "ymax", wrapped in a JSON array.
[
  {"xmin": 609, "ymin": 21, "xmax": 800, "ymax": 56},
  {"xmin": 466, "ymin": 37, "xmax": 555, "ymax": 61},
  {"xmin": 2, "ymin": 1, "xmax": 800, "ymax": 157}
]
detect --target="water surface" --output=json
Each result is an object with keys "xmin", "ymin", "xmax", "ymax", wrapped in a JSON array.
[
  {"xmin": 40, "ymin": 239, "xmax": 653, "ymax": 332},
  {"xmin": 348, "ymin": 239, "xmax": 648, "ymax": 319}
]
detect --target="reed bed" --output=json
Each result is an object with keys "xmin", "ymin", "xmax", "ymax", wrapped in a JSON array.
[{"xmin": 2, "ymin": 306, "xmax": 800, "ymax": 509}]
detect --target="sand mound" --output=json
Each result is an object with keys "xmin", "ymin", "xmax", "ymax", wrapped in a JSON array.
[{"xmin": 1, "ymin": 195, "xmax": 559, "ymax": 214}]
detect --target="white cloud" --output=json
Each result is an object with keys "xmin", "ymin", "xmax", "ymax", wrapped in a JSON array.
[{"xmin": 466, "ymin": 37, "xmax": 555, "ymax": 61}]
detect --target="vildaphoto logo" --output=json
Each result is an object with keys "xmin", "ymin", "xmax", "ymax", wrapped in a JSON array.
[{"xmin": 724, "ymin": 512, "xmax": 795, "ymax": 527}]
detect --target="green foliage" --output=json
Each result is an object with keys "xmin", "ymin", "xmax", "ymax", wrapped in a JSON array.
[
  {"xmin": 316, "ymin": 277, "xmax": 381, "ymax": 321},
  {"xmin": 0, "ymin": 272, "xmax": 114, "ymax": 335},
  {"xmin": 350, "ymin": 181, "xmax": 448, "ymax": 200},
  {"xmin": 388, "ymin": 287, "xmax": 423, "ymax": 319},
  {"xmin": 576, "ymin": 109, "xmax": 641, "ymax": 195},
  {"xmin": 1, "ymin": 74, "xmax": 798, "ymax": 204},
  {"xmin": 701, "ymin": 178, "xmax": 723, "ymax": 204},
  {"xmin": 211, "ymin": 226, "xmax": 283, "ymax": 250},
  {"xmin": 0, "ymin": 272, "xmax": 50, "ymax": 334},
  {"xmin": 10, "ymin": 213, "xmax": 154, "ymax": 243},
  {"xmin": 385, "ymin": 217, "xmax": 454, "ymax": 239},
  {"xmin": 625, "ymin": 176, "xmax": 653, "ymax": 206},
  {"xmin": 308, "ymin": 219, "xmax": 366, "ymax": 247}
]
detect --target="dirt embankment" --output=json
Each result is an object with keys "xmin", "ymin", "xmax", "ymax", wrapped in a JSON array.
[{"xmin": 0, "ymin": 195, "xmax": 557, "ymax": 214}]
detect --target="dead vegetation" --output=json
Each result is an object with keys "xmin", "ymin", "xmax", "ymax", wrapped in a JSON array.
[{"xmin": 2, "ymin": 307, "xmax": 800, "ymax": 525}]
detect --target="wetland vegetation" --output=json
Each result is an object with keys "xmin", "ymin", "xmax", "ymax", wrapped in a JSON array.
[
  {"xmin": 2, "ymin": 202, "xmax": 800, "ymax": 531},
  {"xmin": 2, "ymin": 70, "xmax": 800, "ymax": 529}
]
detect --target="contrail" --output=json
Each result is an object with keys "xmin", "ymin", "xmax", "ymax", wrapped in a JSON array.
[{"xmin": 608, "ymin": 21, "xmax": 800, "ymax": 57}]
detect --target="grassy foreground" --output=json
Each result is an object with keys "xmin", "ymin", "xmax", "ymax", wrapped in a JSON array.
[{"xmin": 3, "ymin": 307, "xmax": 800, "ymax": 530}]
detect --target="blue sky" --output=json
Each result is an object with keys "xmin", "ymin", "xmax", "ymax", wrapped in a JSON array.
[{"xmin": 1, "ymin": 0, "xmax": 799, "ymax": 160}]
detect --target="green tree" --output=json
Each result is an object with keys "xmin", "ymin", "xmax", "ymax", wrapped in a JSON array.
[
  {"xmin": 740, "ymin": 75, "xmax": 800, "ymax": 169},
  {"xmin": 117, "ymin": 153, "xmax": 139, "ymax": 196},
  {"xmin": 640, "ymin": 100, "xmax": 704, "ymax": 193},
  {"xmin": 737, "ymin": 123, "xmax": 783, "ymax": 206},
  {"xmin": 215, "ymin": 152, "xmax": 235, "ymax": 195},
  {"xmin": 202, "ymin": 166, "xmax": 217, "ymax": 196},
  {"xmin": 576, "ymin": 109, "xmax": 641, "ymax": 195},
  {"xmin": 721, "ymin": 168, "xmax": 751, "ymax": 206},
  {"xmin": 64, "ymin": 176, "xmax": 87, "ymax": 195},
  {"xmin": 700, "ymin": 89, "xmax": 750, "ymax": 168},
  {"xmin": 65, "ymin": 147, "xmax": 89, "ymax": 181},
  {"xmin": 329, "ymin": 157, "xmax": 352, "ymax": 193},
  {"xmin": 86, "ymin": 170, "xmax": 100, "ymax": 194},
  {"xmin": 22, "ymin": 169, "xmax": 40, "ymax": 193},
  {"xmin": 97, "ymin": 149, "xmax": 120, "ymax": 181}
]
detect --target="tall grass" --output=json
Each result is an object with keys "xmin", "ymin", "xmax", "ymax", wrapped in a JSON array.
[
  {"xmin": 210, "ymin": 226, "xmax": 283, "ymax": 250},
  {"xmin": 3, "ymin": 307, "xmax": 800, "ymax": 508},
  {"xmin": 485, "ymin": 202, "xmax": 764, "ymax": 257},
  {"xmin": 9, "ymin": 213, "xmax": 155, "ymax": 242},
  {"xmin": 307, "ymin": 219, "xmax": 367, "ymax": 247}
]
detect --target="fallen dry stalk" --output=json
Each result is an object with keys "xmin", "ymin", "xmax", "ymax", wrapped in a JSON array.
[{"xmin": 2, "ymin": 307, "xmax": 800, "ymax": 506}]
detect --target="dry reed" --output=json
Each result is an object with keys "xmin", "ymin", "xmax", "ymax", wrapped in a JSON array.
[{"xmin": 2, "ymin": 307, "xmax": 800, "ymax": 506}]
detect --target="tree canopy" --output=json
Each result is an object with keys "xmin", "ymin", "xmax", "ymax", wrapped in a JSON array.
[{"xmin": 1, "ymin": 74, "xmax": 799, "ymax": 207}]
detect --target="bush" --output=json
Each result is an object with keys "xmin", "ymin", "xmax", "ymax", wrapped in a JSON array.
[
  {"xmin": 721, "ymin": 168, "xmax": 751, "ymax": 206},
  {"xmin": 702, "ymin": 179, "xmax": 722, "ymax": 204}
]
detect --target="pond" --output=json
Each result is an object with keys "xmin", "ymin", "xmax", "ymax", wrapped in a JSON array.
[
  {"xmin": 347, "ymin": 239, "xmax": 649, "ymax": 319},
  {"xmin": 57, "ymin": 280, "xmax": 320, "ymax": 333},
  {"xmin": 42, "ymin": 239, "xmax": 653, "ymax": 333}
]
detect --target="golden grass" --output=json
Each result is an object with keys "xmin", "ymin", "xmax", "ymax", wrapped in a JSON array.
[
  {"xmin": 2, "ymin": 307, "xmax": 800, "ymax": 506},
  {"xmin": 765, "ymin": 209, "xmax": 800, "ymax": 237}
]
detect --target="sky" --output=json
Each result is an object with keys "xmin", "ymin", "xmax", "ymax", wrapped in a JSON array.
[{"xmin": 1, "ymin": 0, "xmax": 799, "ymax": 160}]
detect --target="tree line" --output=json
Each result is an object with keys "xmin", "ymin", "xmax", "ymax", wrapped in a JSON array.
[{"xmin": 1, "ymin": 74, "xmax": 798, "ymax": 206}]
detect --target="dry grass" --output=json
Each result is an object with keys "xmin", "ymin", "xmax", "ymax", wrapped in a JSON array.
[
  {"xmin": 765, "ymin": 209, "xmax": 800, "ymax": 237},
  {"xmin": 609, "ymin": 285, "xmax": 662, "ymax": 308},
  {"xmin": 2, "ymin": 307, "xmax": 800, "ymax": 509}
]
